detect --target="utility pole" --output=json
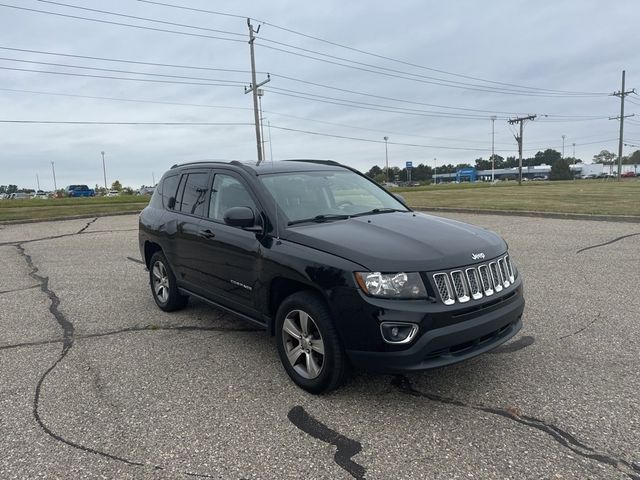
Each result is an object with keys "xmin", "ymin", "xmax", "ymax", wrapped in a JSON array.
[
  {"xmin": 245, "ymin": 19, "xmax": 270, "ymax": 166},
  {"xmin": 383, "ymin": 136, "xmax": 389, "ymax": 183},
  {"xmin": 610, "ymin": 70, "xmax": 636, "ymax": 181},
  {"xmin": 51, "ymin": 161, "xmax": 57, "ymax": 192},
  {"xmin": 36, "ymin": 173, "xmax": 40, "ymax": 192},
  {"xmin": 101, "ymin": 151, "xmax": 107, "ymax": 190},
  {"xmin": 257, "ymin": 88, "xmax": 266, "ymax": 159},
  {"xmin": 562, "ymin": 135, "xmax": 566, "ymax": 159},
  {"xmin": 490, "ymin": 115, "xmax": 496, "ymax": 182},
  {"xmin": 572, "ymin": 143, "xmax": 576, "ymax": 161},
  {"xmin": 152, "ymin": 171, "xmax": 156, "ymax": 186},
  {"xmin": 508, "ymin": 115, "xmax": 537, "ymax": 185}
]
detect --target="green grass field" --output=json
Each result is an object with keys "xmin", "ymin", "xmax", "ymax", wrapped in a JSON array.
[
  {"xmin": 1, "ymin": 179, "xmax": 638, "ymax": 222},
  {"xmin": 0, "ymin": 195, "xmax": 150, "ymax": 222},
  {"xmin": 393, "ymin": 179, "xmax": 640, "ymax": 217}
]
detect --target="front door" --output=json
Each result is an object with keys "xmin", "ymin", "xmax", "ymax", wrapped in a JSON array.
[{"xmin": 195, "ymin": 171, "xmax": 262, "ymax": 317}]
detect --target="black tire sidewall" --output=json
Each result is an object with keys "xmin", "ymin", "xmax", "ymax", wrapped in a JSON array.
[
  {"xmin": 149, "ymin": 251, "xmax": 187, "ymax": 311},
  {"xmin": 276, "ymin": 291, "xmax": 344, "ymax": 394}
]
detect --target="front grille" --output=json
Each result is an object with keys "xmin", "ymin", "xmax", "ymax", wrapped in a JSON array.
[{"xmin": 432, "ymin": 254, "xmax": 515, "ymax": 305}]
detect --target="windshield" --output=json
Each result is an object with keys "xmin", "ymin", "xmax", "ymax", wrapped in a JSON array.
[{"xmin": 259, "ymin": 170, "xmax": 409, "ymax": 224}]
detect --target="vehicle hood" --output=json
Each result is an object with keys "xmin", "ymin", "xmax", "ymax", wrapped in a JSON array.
[{"xmin": 284, "ymin": 212, "xmax": 506, "ymax": 272}]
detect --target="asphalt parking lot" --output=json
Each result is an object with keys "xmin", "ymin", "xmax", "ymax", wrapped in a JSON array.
[{"xmin": 1, "ymin": 212, "xmax": 639, "ymax": 479}]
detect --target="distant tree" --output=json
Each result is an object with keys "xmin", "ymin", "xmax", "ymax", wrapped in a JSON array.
[
  {"xmin": 373, "ymin": 173, "xmax": 385, "ymax": 184},
  {"xmin": 111, "ymin": 180, "xmax": 123, "ymax": 191},
  {"xmin": 0, "ymin": 185, "xmax": 6, "ymax": 194},
  {"xmin": 533, "ymin": 149, "xmax": 561, "ymax": 166},
  {"xmin": 549, "ymin": 158, "xmax": 573, "ymax": 180},
  {"xmin": 7, "ymin": 184, "xmax": 18, "ymax": 194},
  {"xmin": 122, "ymin": 186, "xmax": 134, "ymax": 195},
  {"xmin": 365, "ymin": 165, "xmax": 383, "ymax": 178},
  {"xmin": 593, "ymin": 150, "xmax": 616, "ymax": 164},
  {"xmin": 624, "ymin": 150, "xmax": 640, "ymax": 164}
]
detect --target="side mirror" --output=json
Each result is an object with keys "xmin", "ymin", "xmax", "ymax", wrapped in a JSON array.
[
  {"xmin": 168, "ymin": 197, "xmax": 176, "ymax": 210},
  {"xmin": 223, "ymin": 206, "xmax": 262, "ymax": 231},
  {"xmin": 393, "ymin": 193, "xmax": 406, "ymax": 204}
]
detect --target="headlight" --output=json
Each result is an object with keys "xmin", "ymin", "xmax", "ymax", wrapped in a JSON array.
[{"xmin": 355, "ymin": 272, "xmax": 427, "ymax": 299}]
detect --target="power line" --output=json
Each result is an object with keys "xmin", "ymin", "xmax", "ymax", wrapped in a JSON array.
[
  {"xmin": 2, "ymin": 45, "xmax": 609, "ymax": 117},
  {"xmin": 0, "ymin": 87, "xmax": 515, "ymax": 146},
  {"xmin": 0, "ymin": 3, "xmax": 245, "ymax": 44},
  {"xmin": 137, "ymin": 0, "xmax": 607, "ymax": 96},
  {"xmin": 0, "ymin": 66, "xmax": 242, "ymax": 87},
  {"xmin": 264, "ymin": 87, "xmax": 510, "ymax": 120},
  {"xmin": 0, "ymin": 57, "xmax": 247, "ymax": 84},
  {"xmin": 0, "ymin": 120, "xmax": 253, "ymax": 125},
  {"xmin": 36, "ymin": 0, "xmax": 244, "ymax": 37},
  {"xmin": 259, "ymin": 43, "xmax": 604, "ymax": 98},
  {"xmin": 5, "ymin": 2, "xmax": 604, "ymax": 97},
  {"xmin": 0, "ymin": 46, "xmax": 256, "ymax": 75}
]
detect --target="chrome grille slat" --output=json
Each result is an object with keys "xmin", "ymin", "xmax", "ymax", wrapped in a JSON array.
[
  {"xmin": 505, "ymin": 255, "xmax": 515, "ymax": 283},
  {"xmin": 489, "ymin": 261, "xmax": 503, "ymax": 292},
  {"xmin": 431, "ymin": 255, "xmax": 515, "ymax": 305},
  {"xmin": 465, "ymin": 268, "xmax": 483, "ymax": 300},
  {"xmin": 497, "ymin": 258, "xmax": 510, "ymax": 287},
  {"xmin": 477, "ymin": 265, "xmax": 494, "ymax": 296},
  {"xmin": 433, "ymin": 273, "xmax": 455, "ymax": 305},
  {"xmin": 450, "ymin": 270, "xmax": 470, "ymax": 303}
]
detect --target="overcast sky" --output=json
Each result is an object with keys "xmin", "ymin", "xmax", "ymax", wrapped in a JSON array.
[{"xmin": 1, "ymin": 0, "xmax": 639, "ymax": 190}]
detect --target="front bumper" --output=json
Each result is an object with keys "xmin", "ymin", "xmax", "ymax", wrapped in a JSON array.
[{"xmin": 345, "ymin": 285, "xmax": 524, "ymax": 373}]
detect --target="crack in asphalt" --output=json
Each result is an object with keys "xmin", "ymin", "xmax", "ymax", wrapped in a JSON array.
[
  {"xmin": 488, "ymin": 335, "xmax": 535, "ymax": 354},
  {"xmin": 76, "ymin": 217, "xmax": 98, "ymax": 234},
  {"xmin": 0, "ymin": 284, "xmax": 41, "ymax": 295},
  {"xmin": 576, "ymin": 232, "xmax": 640, "ymax": 254},
  {"xmin": 288, "ymin": 405, "xmax": 366, "ymax": 480},
  {"xmin": 560, "ymin": 313, "xmax": 602, "ymax": 340},
  {"xmin": 391, "ymin": 375, "xmax": 640, "ymax": 479},
  {"xmin": 11, "ymin": 241, "xmax": 260, "ymax": 478},
  {"xmin": 0, "ymin": 323, "xmax": 262, "ymax": 351}
]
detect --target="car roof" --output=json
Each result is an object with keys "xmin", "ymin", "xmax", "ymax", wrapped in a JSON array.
[{"xmin": 169, "ymin": 159, "xmax": 349, "ymax": 175}]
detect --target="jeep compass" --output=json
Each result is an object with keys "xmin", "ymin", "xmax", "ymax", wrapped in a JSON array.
[{"xmin": 139, "ymin": 160, "xmax": 524, "ymax": 393}]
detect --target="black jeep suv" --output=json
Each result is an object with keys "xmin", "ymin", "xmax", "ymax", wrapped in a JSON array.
[{"xmin": 139, "ymin": 160, "xmax": 524, "ymax": 393}]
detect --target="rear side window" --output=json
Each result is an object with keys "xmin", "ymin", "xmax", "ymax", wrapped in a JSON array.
[
  {"xmin": 161, "ymin": 174, "xmax": 180, "ymax": 210},
  {"xmin": 178, "ymin": 172, "xmax": 210, "ymax": 216}
]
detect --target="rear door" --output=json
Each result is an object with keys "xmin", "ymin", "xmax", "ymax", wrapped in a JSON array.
[{"xmin": 172, "ymin": 169, "xmax": 212, "ymax": 289}]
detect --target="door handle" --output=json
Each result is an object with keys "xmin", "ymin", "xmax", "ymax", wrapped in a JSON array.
[{"xmin": 200, "ymin": 229, "xmax": 215, "ymax": 239}]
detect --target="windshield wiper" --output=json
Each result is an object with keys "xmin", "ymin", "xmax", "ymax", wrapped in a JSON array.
[
  {"xmin": 288, "ymin": 214, "xmax": 351, "ymax": 226},
  {"xmin": 352, "ymin": 208, "xmax": 407, "ymax": 217}
]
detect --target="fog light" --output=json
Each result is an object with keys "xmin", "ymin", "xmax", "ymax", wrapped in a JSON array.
[{"xmin": 380, "ymin": 322, "xmax": 419, "ymax": 344}]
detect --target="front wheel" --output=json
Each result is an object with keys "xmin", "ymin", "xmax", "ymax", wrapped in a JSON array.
[
  {"xmin": 149, "ymin": 251, "xmax": 188, "ymax": 311},
  {"xmin": 276, "ymin": 291, "xmax": 347, "ymax": 393}
]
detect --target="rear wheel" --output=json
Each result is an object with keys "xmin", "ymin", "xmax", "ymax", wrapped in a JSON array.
[
  {"xmin": 149, "ymin": 251, "xmax": 188, "ymax": 311},
  {"xmin": 276, "ymin": 291, "xmax": 346, "ymax": 393}
]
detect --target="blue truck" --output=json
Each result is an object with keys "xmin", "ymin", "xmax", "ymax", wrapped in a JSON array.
[{"xmin": 66, "ymin": 185, "xmax": 96, "ymax": 197}]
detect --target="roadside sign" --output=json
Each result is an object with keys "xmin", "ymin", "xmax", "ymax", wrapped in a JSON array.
[{"xmin": 406, "ymin": 161, "xmax": 413, "ymax": 169}]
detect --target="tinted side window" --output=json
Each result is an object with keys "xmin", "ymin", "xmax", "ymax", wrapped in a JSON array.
[
  {"xmin": 161, "ymin": 174, "xmax": 180, "ymax": 210},
  {"xmin": 178, "ymin": 172, "xmax": 210, "ymax": 216},
  {"xmin": 208, "ymin": 174, "xmax": 256, "ymax": 222}
]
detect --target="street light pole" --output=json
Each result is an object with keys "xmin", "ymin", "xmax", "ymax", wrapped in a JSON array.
[
  {"xmin": 101, "ymin": 151, "xmax": 107, "ymax": 190},
  {"xmin": 433, "ymin": 157, "xmax": 437, "ymax": 184},
  {"xmin": 572, "ymin": 143, "xmax": 576, "ymax": 162},
  {"xmin": 562, "ymin": 135, "xmax": 566, "ymax": 159},
  {"xmin": 383, "ymin": 136, "xmax": 389, "ymax": 183},
  {"xmin": 51, "ymin": 161, "xmax": 57, "ymax": 192},
  {"xmin": 490, "ymin": 115, "xmax": 496, "ymax": 182}
]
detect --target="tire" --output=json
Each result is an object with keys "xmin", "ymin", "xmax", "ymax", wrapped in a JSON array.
[
  {"xmin": 149, "ymin": 251, "xmax": 189, "ymax": 312},
  {"xmin": 276, "ymin": 291, "xmax": 347, "ymax": 394}
]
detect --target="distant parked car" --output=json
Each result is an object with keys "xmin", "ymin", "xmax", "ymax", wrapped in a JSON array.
[
  {"xmin": 66, "ymin": 185, "xmax": 95, "ymax": 197},
  {"xmin": 10, "ymin": 192, "xmax": 31, "ymax": 199},
  {"xmin": 32, "ymin": 190, "xmax": 49, "ymax": 199},
  {"xmin": 137, "ymin": 186, "xmax": 155, "ymax": 196},
  {"xmin": 621, "ymin": 171, "xmax": 636, "ymax": 178},
  {"xmin": 106, "ymin": 190, "xmax": 120, "ymax": 197}
]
